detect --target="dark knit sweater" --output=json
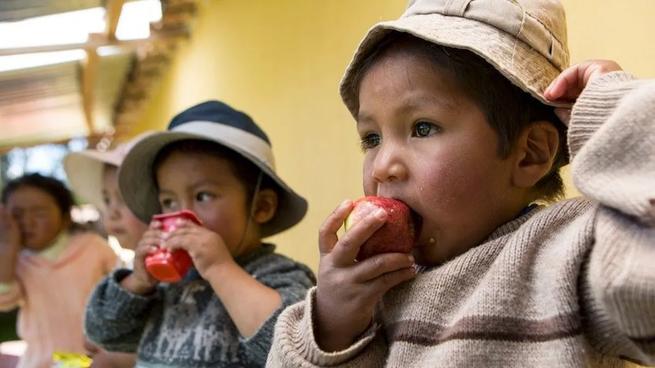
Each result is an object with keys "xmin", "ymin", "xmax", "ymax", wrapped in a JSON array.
[{"xmin": 85, "ymin": 244, "xmax": 315, "ymax": 368}]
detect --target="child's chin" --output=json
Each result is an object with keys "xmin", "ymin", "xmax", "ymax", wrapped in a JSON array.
[
  {"xmin": 411, "ymin": 246, "xmax": 451, "ymax": 268},
  {"xmin": 113, "ymin": 235, "xmax": 137, "ymax": 250},
  {"xmin": 23, "ymin": 242, "xmax": 48, "ymax": 252},
  {"xmin": 411, "ymin": 248, "xmax": 439, "ymax": 267}
]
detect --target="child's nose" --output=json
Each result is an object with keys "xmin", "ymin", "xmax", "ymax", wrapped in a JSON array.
[
  {"xmin": 107, "ymin": 204, "xmax": 121, "ymax": 220},
  {"xmin": 16, "ymin": 215, "xmax": 34, "ymax": 231},
  {"xmin": 371, "ymin": 142, "xmax": 408, "ymax": 183},
  {"xmin": 177, "ymin": 201, "xmax": 194, "ymax": 213}
]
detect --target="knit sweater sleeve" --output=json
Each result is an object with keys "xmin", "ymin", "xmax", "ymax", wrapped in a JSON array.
[
  {"xmin": 239, "ymin": 254, "xmax": 316, "ymax": 365},
  {"xmin": 266, "ymin": 288, "xmax": 388, "ymax": 368},
  {"xmin": 84, "ymin": 269, "xmax": 161, "ymax": 353},
  {"xmin": 569, "ymin": 72, "xmax": 655, "ymax": 365}
]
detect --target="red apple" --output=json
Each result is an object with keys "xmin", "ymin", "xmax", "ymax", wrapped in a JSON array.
[{"xmin": 344, "ymin": 196, "xmax": 417, "ymax": 261}]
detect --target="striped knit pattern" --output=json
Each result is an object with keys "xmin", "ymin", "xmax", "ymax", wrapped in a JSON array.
[
  {"xmin": 0, "ymin": 233, "xmax": 118, "ymax": 368},
  {"xmin": 266, "ymin": 73, "xmax": 655, "ymax": 367}
]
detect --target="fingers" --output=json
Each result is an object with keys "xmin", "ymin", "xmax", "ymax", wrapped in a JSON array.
[
  {"xmin": 543, "ymin": 75, "xmax": 566, "ymax": 101},
  {"xmin": 318, "ymin": 200, "xmax": 353, "ymax": 254},
  {"xmin": 0, "ymin": 205, "xmax": 10, "ymax": 226},
  {"xmin": 136, "ymin": 228, "xmax": 163, "ymax": 258},
  {"xmin": 0, "ymin": 207, "xmax": 6, "ymax": 231},
  {"xmin": 594, "ymin": 60, "xmax": 622, "ymax": 75},
  {"xmin": 167, "ymin": 219, "xmax": 199, "ymax": 231},
  {"xmin": 135, "ymin": 243, "xmax": 158, "ymax": 259},
  {"xmin": 161, "ymin": 219, "xmax": 204, "ymax": 246},
  {"xmin": 161, "ymin": 226, "xmax": 196, "ymax": 252},
  {"xmin": 140, "ymin": 229, "xmax": 163, "ymax": 246},
  {"xmin": 544, "ymin": 60, "xmax": 623, "ymax": 103},
  {"xmin": 352, "ymin": 253, "xmax": 415, "ymax": 283},
  {"xmin": 137, "ymin": 220, "xmax": 163, "ymax": 250},
  {"xmin": 330, "ymin": 208, "xmax": 387, "ymax": 267},
  {"xmin": 544, "ymin": 63, "xmax": 586, "ymax": 102},
  {"xmin": 366, "ymin": 266, "xmax": 416, "ymax": 296},
  {"xmin": 0, "ymin": 205, "xmax": 20, "ymax": 248}
]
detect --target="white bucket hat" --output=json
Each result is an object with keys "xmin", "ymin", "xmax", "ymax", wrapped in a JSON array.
[
  {"xmin": 63, "ymin": 131, "xmax": 156, "ymax": 210},
  {"xmin": 340, "ymin": 0, "xmax": 572, "ymax": 117},
  {"xmin": 117, "ymin": 100, "xmax": 308, "ymax": 238}
]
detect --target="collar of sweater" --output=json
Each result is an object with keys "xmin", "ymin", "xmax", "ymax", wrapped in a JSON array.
[
  {"xmin": 484, "ymin": 204, "xmax": 545, "ymax": 241},
  {"xmin": 234, "ymin": 243, "xmax": 276, "ymax": 266},
  {"xmin": 415, "ymin": 205, "xmax": 545, "ymax": 273},
  {"xmin": 20, "ymin": 232, "xmax": 89, "ymax": 269},
  {"xmin": 23, "ymin": 230, "xmax": 71, "ymax": 261}
]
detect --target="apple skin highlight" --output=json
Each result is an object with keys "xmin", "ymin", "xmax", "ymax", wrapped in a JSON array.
[{"xmin": 344, "ymin": 197, "xmax": 417, "ymax": 261}]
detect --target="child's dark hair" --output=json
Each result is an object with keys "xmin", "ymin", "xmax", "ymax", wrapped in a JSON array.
[
  {"xmin": 153, "ymin": 140, "xmax": 275, "ymax": 208},
  {"xmin": 350, "ymin": 32, "xmax": 569, "ymax": 202},
  {"xmin": 1, "ymin": 173, "xmax": 75, "ymax": 218}
]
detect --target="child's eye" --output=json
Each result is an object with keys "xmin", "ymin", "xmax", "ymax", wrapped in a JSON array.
[
  {"xmin": 360, "ymin": 133, "xmax": 381, "ymax": 151},
  {"xmin": 160, "ymin": 198, "xmax": 177, "ymax": 210},
  {"xmin": 412, "ymin": 122, "xmax": 441, "ymax": 137},
  {"xmin": 196, "ymin": 192, "xmax": 215, "ymax": 202},
  {"xmin": 34, "ymin": 210, "xmax": 50, "ymax": 219},
  {"xmin": 102, "ymin": 196, "xmax": 110, "ymax": 207}
]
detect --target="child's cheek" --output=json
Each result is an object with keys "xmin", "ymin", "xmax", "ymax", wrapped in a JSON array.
[
  {"xmin": 362, "ymin": 154, "xmax": 378, "ymax": 196},
  {"xmin": 126, "ymin": 210, "xmax": 148, "ymax": 232},
  {"xmin": 196, "ymin": 212, "xmax": 232, "ymax": 246}
]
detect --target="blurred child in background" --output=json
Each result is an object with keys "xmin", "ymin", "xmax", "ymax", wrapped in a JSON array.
[
  {"xmin": 0, "ymin": 174, "xmax": 117, "ymax": 368},
  {"xmin": 64, "ymin": 132, "xmax": 153, "ymax": 367}
]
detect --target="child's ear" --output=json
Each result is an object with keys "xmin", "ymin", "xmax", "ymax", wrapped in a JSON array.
[
  {"xmin": 511, "ymin": 121, "xmax": 560, "ymax": 189},
  {"xmin": 252, "ymin": 189, "xmax": 278, "ymax": 224}
]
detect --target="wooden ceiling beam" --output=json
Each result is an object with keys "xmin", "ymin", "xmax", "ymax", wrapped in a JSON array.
[
  {"xmin": 0, "ymin": 30, "xmax": 188, "ymax": 57},
  {"xmin": 79, "ymin": 0, "xmax": 126, "ymax": 136},
  {"xmin": 81, "ymin": 48, "xmax": 99, "ymax": 135},
  {"xmin": 105, "ymin": 0, "xmax": 127, "ymax": 41}
]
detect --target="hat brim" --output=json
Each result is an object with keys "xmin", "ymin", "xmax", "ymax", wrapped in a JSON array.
[
  {"xmin": 340, "ymin": 13, "xmax": 573, "ymax": 120},
  {"xmin": 64, "ymin": 150, "xmax": 122, "ymax": 209},
  {"xmin": 118, "ymin": 131, "xmax": 308, "ymax": 238}
]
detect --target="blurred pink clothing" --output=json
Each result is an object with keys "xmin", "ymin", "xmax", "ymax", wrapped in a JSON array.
[{"xmin": 0, "ymin": 232, "xmax": 118, "ymax": 368}]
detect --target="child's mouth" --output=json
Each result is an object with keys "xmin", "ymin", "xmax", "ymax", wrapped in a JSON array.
[
  {"xmin": 110, "ymin": 227, "xmax": 127, "ymax": 235},
  {"xmin": 408, "ymin": 208, "xmax": 423, "ymax": 244}
]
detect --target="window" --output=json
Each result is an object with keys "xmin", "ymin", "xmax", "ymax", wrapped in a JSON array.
[{"xmin": 0, "ymin": 137, "xmax": 88, "ymax": 190}]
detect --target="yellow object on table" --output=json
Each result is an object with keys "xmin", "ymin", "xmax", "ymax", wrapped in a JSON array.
[{"xmin": 51, "ymin": 352, "xmax": 92, "ymax": 368}]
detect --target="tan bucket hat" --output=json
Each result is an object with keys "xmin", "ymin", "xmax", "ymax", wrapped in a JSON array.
[
  {"xmin": 340, "ymin": 0, "xmax": 571, "ymax": 117},
  {"xmin": 117, "ymin": 100, "xmax": 308, "ymax": 238},
  {"xmin": 64, "ymin": 131, "xmax": 156, "ymax": 210}
]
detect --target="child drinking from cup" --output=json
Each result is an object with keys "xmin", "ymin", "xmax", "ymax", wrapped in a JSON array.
[{"xmin": 85, "ymin": 101, "xmax": 316, "ymax": 367}]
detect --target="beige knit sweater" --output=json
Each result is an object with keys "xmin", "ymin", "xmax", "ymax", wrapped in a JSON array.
[{"xmin": 266, "ymin": 72, "xmax": 655, "ymax": 368}]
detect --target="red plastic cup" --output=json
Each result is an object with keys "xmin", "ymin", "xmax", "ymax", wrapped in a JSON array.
[{"xmin": 145, "ymin": 210, "xmax": 202, "ymax": 283}]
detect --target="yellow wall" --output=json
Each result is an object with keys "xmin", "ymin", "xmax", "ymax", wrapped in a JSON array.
[
  {"xmin": 133, "ymin": 0, "xmax": 655, "ymax": 270},
  {"xmin": 557, "ymin": 0, "xmax": 655, "ymax": 196}
]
